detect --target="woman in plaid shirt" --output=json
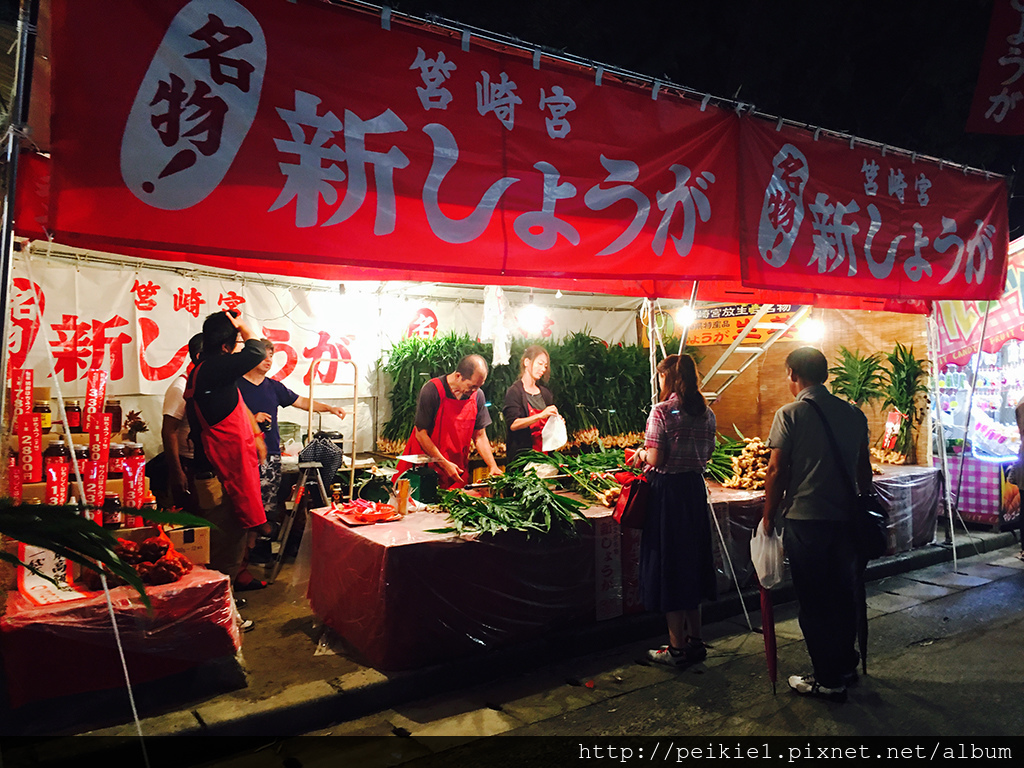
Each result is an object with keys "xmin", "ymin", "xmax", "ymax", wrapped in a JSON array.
[{"xmin": 630, "ymin": 353, "xmax": 717, "ymax": 666}]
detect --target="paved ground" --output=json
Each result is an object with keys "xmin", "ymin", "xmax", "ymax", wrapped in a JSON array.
[{"xmin": 3, "ymin": 530, "xmax": 1021, "ymax": 764}]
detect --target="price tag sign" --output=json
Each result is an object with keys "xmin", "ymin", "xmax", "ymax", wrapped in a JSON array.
[
  {"xmin": 123, "ymin": 455, "xmax": 146, "ymax": 525},
  {"xmin": 87, "ymin": 413, "xmax": 111, "ymax": 510},
  {"xmin": 8, "ymin": 457, "xmax": 23, "ymax": 502},
  {"xmin": 83, "ymin": 369, "xmax": 108, "ymax": 435},
  {"xmin": 12, "ymin": 368, "xmax": 33, "ymax": 430},
  {"xmin": 17, "ymin": 413, "xmax": 42, "ymax": 483},
  {"xmin": 45, "ymin": 459, "xmax": 70, "ymax": 505}
]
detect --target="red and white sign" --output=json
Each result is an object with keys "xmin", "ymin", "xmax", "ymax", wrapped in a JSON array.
[
  {"xmin": 42, "ymin": 0, "xmax": 1006, "ymax": 304},
  {"xmin": 967, "ymin": 0, "xmax": 1024, "ymax": 134},
  {"xmin": 12, "ymin": 368, "xmax": 32, "ymax": 427},
  {"xmin": 45, "ymin": 460, "xmax": 70, "ymax": 506},
  {"xmin": 406, "ymin": 308, "xmax": 439, "ymax": 339},
  {"xmin": 87, "ymin": 414, "xmax": 112, "ymax": 510},
  {"xmin": 739, "ymin": 120, "xmax": 1009, "ymax": 302},
  {"xmin": 123, "ymin": 455, "xmax": 147, "ymax": 512},
  {"xmin": 17, "ymin": 414, "xmax": 42, "ymax": 484},
  {"xmin": 17, "ymin": 543, "xmax": 88, "ymax": 606},
  {"xmin": 83, "ymin": 369, "xmax": 108, "ymax": 435},
  {"xmin": 8, "ymin": 457, "xmax": 23, "ymax": 502}
]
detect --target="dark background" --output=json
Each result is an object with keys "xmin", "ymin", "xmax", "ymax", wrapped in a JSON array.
[{"xmin": 383, "ymin": 0, "xmax": 1024, "ymax": 238}]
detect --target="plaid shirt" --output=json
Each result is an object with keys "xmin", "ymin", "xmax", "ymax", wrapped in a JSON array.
[{"xmin": 644, "ymin": 393, "xmax": 716, "ymax": 474}]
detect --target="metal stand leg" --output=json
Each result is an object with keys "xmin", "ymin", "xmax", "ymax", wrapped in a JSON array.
[{"xmin": 267, "ymin": 462, "xmax": 327, "ymax": 585}]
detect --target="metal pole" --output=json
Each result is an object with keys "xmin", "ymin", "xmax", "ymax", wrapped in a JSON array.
[
  {"xmin": 951, "ymin": 301, "xmax": 993, "ymax": 571},
  {"xmin": 0, "ymin": 0, "xmax": 38, "ymax": 444}
]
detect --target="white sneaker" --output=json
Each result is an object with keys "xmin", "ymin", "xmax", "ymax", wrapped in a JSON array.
[{"xmin": 787, "ymin": 674, "xmax": 847, "ymax": 702}]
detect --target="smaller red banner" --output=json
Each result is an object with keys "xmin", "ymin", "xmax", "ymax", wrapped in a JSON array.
[
  {"xmin": 967, "ymin": 0, "xmax": 1024, "ymax": 134},
  {"xmin": 17, "ymin": 414, "xmax": 42, "ymax": 484}
]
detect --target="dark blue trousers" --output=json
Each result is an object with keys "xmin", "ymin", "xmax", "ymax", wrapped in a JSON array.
[{"xmin": 784, "ymin": 518, "xmax": 860, "ymax": 688}]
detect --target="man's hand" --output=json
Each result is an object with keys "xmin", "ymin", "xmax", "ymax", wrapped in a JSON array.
[
  {"xmin": 254, "ymin": 411, "xmax": 272, "ymax": 425},
  {"xmin": 488, "ymin": 464, "xmax": 504, "ymax": 477},
  {"xmin": 326, "ymin": 404, "xmax": 346, "ymax": 419},
  {"xmin": 437, "ymin": 457, "xmax": 463, "ymax": 482}
]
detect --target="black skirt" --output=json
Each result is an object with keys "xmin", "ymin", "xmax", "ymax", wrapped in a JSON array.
[{"xmin": 639, "ymin": 471, "xmax": 717, "ymax": 612}]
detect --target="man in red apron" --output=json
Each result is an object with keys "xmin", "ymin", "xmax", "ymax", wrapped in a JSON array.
[
  {"xmin": 185, "ymin": 310, "xmax": 268, "ymax": 589},
  {"xmin": 395, "ymin": 355, "xmax": 503, "ymax": 489}
]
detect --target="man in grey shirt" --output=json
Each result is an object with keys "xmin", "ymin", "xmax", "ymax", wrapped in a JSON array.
[{"xmin": 763, "ymin": 347, "xmax": 872, "ymax": 703}]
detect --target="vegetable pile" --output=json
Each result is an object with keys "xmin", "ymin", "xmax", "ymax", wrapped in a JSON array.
[
  {"xmin": 721, "ymin": 437, "xmax": 772, "ymax": 490},
  {"xmin": 705, "ymin": 432, "xmax": 745, "ymax": 484},
  {"xmin": 431, "ymin": 468, "xmax": 589, "ymax": 537}
]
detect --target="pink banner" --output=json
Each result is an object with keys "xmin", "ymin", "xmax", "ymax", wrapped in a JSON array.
[
  {"xmin": 967, "ymin": 0, "xmax": 1024, "ymax": 134},
  {"xmin": 739, "ymin": 120, "xmax": 1009, "ymax": 302},
  {"xmin": 934, "ymin": 248, "xmax": 1024, "ymax": 367}
]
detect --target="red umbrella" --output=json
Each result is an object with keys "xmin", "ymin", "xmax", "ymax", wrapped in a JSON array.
[{"xmin": 759, "ymin": 584, "xmax": 778, "ymax": 694}]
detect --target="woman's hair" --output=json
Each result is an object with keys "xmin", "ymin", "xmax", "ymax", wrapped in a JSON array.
[
  {"xmin": 657, "ymin": 354, "xmax": 706, "ymax": 416},
  {"xmin": 520, "ymin": 345, "xmax": 550, "ymax": 383}
]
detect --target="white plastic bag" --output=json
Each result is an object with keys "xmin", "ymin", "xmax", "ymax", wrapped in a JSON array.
[
  {"xmin": 750, "ymin": 519, "xmax": 784, "ymax": 589},
  {"xmin": 541, "ymin": 414, "xmax": 568, "ymax": 452}
]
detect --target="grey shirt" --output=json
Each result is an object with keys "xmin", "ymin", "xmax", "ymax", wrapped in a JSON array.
[{"xmin": 768, "ymin": 384, "xmax": 869, "ymax": 522}]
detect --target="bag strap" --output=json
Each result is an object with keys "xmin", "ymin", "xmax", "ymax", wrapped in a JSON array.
[{"xmin": 803, "ymin": 397, "xmax": 861, "ymax": 504}]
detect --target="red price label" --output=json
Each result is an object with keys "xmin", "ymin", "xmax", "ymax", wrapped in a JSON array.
[
  {"xmin": 45, "ymin": 460, "xmax": 70, "ymax": 505},
  {"xmin": 122, "ymin": 455, "xmax": 146, "ymax": 510},
  {"xmin": 17, "ymin": 413, "xmax": 42, "ymax": 483},
  {"xmin": 83, "ymin": 369, "xmax": 108, "ymax": 435},
  {"xmin": 8, "ymin": 457, "xmax": 22, "ymax": 502},
  {"xmin": 12, "ymin": 368, "xmax": 33, "ymax": 430}
]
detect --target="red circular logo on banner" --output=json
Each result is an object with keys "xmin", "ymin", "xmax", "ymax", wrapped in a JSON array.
[{"xmin": 407, "ymin": 308, "xmax": 439, "ymax": 339}]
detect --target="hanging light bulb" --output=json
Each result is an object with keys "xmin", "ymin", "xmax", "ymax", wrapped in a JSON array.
[
  {"xmin": 517, "ymin": 302, "xmax": 548, "ymax": 337},
  {"xmin": 675, "ymin": 305, "xmax": 697, "ymax": 327},
  {"xmin": 800, "ymin": 317, "xmax": 826, "ymax": 342},
  {"xmin": 555, "ymin": 289, "xmax": 563, "ymax": 299}
]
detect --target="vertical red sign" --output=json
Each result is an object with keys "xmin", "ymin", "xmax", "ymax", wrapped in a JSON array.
[
  {"xmin": 12, "ymin": 369, "xmax": 33, "ymax": 433},
  {"xmin": 17, "ymin": 414, "xmax": 42, "ymax": 483},
  {"xmin": 122, "ymin": 455, "xmax": 146, "ymax": 525},
  {"xmin": 83, "ymin": 369, "xmax": 108, "ymax": 434},
  {"xmin": 8, "ymin": 457, "xmax": 23, "ymax": 502},
  {"xmin": 45, "ymin": 460, "xmax": 70, "ymax": 505},
  {"xmin": 87, "ymin": 413, "xmax": 111, "ymax": 510}
]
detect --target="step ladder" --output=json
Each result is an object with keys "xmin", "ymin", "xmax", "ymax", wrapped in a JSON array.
[
  {"xmin": 266, "ymin": 461, "xmax": 330, "ymax": 584},
  {"xmin": 701, "ymin": 305, "xmax": 811, "ymax": 402}
]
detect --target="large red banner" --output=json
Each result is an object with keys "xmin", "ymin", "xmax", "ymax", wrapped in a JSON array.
[
  {"xmin": 739, "ymin": 120, "xmax": 1009, "ymax": 302},
  {"xmin": 49, "ymin": 0, "xmax": 740, "ymax": 285},
  {"xmin": 42, "ymin": 0, "xmax": 1009, "ymax": 303}
]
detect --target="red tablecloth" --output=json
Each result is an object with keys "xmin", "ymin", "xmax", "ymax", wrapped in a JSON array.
[
  {"xmin": 308, "ymin": 507, "xmax": 605, "ymax": 670},
  {"xmin": 308, "ymin": 466, "xmax": 941, "ymax": 671},
  {"xmin": 1, "ymin": 567, "xmax": 239, "ymax": 708}
]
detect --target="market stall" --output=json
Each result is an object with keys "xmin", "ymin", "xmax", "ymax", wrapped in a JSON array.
[
  {"xmin": 932, "ymin": 243, "xmax": 1024, "ymax": 527},
  {"xmin": 0, "ymin": 0, "xmax": 1012, "ymax": 705}
]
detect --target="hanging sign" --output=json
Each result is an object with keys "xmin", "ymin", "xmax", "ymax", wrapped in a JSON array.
[
  {"xmin": 967, "ymin": 0, "xmax": 1024, "ymax": 135},
  {"xmin": 684, "ymin": 303, "xmax": 802, "ymax": 346},
  {"xmin": 739, "ymin": 120, "xmax": 1009, "ymax": 302}
]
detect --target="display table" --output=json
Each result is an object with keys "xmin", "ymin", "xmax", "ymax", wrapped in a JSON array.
[
  {"xmin": 933, "ymin": 453, "xmax": 1014, "ymax": 527},
  {"xmin": 706, "ymin": 464, "xmax": 943, "ymax": 589},
  {"xmin": 308, "ymin": 505, "xmax": 608, "ymax": 671},
  {"xmin": 1, "ymin": 567, "xmax": 240, "ymax": 708},
  {"xmin": 309, "ymin": 465, "xmax": 942, "ymax": 671}
]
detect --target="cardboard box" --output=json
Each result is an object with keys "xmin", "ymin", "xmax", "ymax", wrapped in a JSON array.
[{"xmin": 112, "ymin": 525, "xmax": 211, "ymax": 567}]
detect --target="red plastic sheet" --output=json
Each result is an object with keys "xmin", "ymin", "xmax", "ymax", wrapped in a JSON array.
[
  {"xmin": 707, "ymin": 465, "xmax": 942, "ymax": 590},
  {"xmin": 1, "ymin": 567, "xmax": 240, "ymax": 708}
]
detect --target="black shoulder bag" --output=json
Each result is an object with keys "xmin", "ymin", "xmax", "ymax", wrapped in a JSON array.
[{"xmin": 804, "ymin": 398, "xmax": 889, "ymax": 562}]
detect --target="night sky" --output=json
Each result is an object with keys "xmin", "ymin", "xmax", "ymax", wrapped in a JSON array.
[{"xmin": 386, "ymin": 0, "xmax": 1024, "ymax": 238}]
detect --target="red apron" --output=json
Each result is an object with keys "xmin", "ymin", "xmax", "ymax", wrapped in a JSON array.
[
  {"xmin": 395, "ymin": 377, "xmax": 478, "ymax": 490},
  {"xmin": 528, "ymin": 401, "xmax": 548, "ymax": 452},
  {"xmin": 185, "ymin": 364, "xmax": 266, "ymax": 529}
]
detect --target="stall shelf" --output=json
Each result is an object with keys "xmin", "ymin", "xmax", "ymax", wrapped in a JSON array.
[
  {"xmin": 1, "ymin": 567, "xmax": 240, "ymax": 708},
  {"xmin": 309, "ymin": 465, "xmax": 941, "ymax": 671}
]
